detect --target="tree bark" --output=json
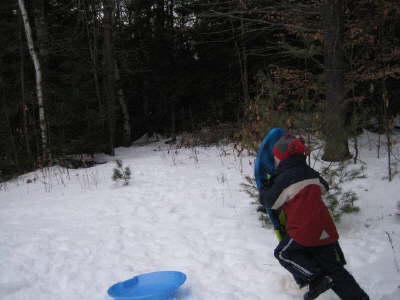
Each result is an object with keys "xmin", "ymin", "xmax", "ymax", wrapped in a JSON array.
[
  {"xmin": 239, "ymin": 1, "xmax": 249, "ymax": 102},
  {"xmin": 383, "ymin": 81, "xmax": 392, "ymax": 181},
  {"xmin": 114, "ymin": 59, "xmax": 132, "ymax": 146},
  {"xmin": 2, "ymin": 99, "xmax": 19, "ymax": 168},
  {"xmin": 18, "ymin": 0, "xmax": 49, "ymax": 163},
  {"xmin": 19, "ymin": 10, "xmax": 32, "ymax": 159},
  {"xmin": 84, "ymin": 0, "xmax": 103, "ymax": 116},
  {"xmin": 231, "ymin": 0, "xmax": 250, "ymax": 103},
  {"xmin": 33, "ymin": 0, "xmax": 49, "ymax": 61},
  {"xmin": 103, "ymin": 0, "xmax": 116, "ymax": 155},
  {"xmin": 322, "ymin": 0, "xmax": 351, "ymax": 161}
]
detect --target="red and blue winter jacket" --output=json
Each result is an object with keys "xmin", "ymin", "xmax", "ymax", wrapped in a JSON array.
[{"xmin": 260, "ymin": 154, "xmax": 339, "ymax": 247}]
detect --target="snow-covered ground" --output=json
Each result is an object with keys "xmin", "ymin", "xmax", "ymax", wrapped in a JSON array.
[{"xmin": 1, "ymin": 132, "xmax": 400, "ymax": 300}]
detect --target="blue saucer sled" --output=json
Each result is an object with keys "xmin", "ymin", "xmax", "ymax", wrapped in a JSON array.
[{"xmin": 108, "ymin": 271, "xmax": 187, "ymax": 300}]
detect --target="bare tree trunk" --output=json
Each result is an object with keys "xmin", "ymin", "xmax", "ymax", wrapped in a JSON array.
[
  {"xmin": 230, "ymin": 0, "xmax": 250, "ymax": 103},
  {"xmin": 18, "ymin": 0, "xmax": 49, "ymax": 163},
  {"xmin": 113, "ymin": 2, "xmax": 132, "ymax": 146},
  {"xmin": 377, "ymin": 133, "xmax": 381, "ymax": 158},
  {"xmin": 383, "ymin": 81, "xmax": 392, "ymax": 181},
  {"xmin": 114, "ymin": 59, "xmax": 132, "ymax": 146},
  {"xmin": 2, "ymin": 101, "xmax": 19, "ymax": 168},
  {"xmin": 103, "ymin": 0, "xmax": 116, "ymax": 155},
  {"xmin": 239, "ymin": 0, "xmax": 250, "ymax": 102},
  {"xmin": 142, "ymin": 77, "xmax": 151, "ymax": 135},
  {"xmin": 34, "ymin": 0, "xmax": 49, "ymax": 60},
  {"xmin": 84, "ymin": 0, "xmax": 103, "ymax": 115},
  {"xmin": 322, "ymin": 0, "xmax": 351, "ymax": 161},
  {"xmin": 348, "ymin": 43, "xmax": 359, "ymax": 164},
  {"xmin": 19, "ymin": 10, "xmax": 32, "ymax": 159},
  {"xmin": 386, "ymin": 124, "xmax": 392, "ymax": 181},
  {"xmin": 170, "ymin": 97, "xmax": 176, "ymax": 137}
]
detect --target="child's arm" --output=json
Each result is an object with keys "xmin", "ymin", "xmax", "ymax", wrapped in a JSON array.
[
  {"xmin": 266, "ymin": 208, "xmax": 281, "ymax": 228},
  {"xmin": 268, "ymin": 209, "xmax": 285, "ymax": 241},
  {"xmin": 258, "ymin": 175, "xmax": 286, "ymax": 241},
  {"xmin": 259, "ymin": 174, "xmax": 288, "ymax": 210},
  {"xmin": 259, "ymin": 174, "xmax": 290, "ymax": 241},
  {"xmin": 259, "ymin": 194, "xmax": 285, "ymax": 241}
]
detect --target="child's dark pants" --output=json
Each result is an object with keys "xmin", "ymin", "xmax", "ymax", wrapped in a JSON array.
[{"xmin": 274, "ymin": 237, "xmax": 369, "ymax": 300}]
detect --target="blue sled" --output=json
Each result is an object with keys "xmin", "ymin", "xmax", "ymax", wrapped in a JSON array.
[{"xmin": 108, "ymin": 271, "xmax": 187, "ymax": 300}]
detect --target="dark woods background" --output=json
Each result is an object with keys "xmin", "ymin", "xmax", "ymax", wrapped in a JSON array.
[{"xmin": 1, "ymin": 0, "xmax": 400, "ymax": 178}]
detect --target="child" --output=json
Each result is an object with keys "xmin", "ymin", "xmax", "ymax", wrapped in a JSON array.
[
  {"xmin": 258, "ymin": 133, "xmax": 369, "ymax": 300},
  {"xmin": 254, "ymin": 128, "xmax": 287, "ymax": 239}
]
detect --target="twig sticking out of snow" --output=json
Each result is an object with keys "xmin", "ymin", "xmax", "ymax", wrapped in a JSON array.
[{"xmin": 385, "ymin": 231, "xmax": 400, "ymax": 273}]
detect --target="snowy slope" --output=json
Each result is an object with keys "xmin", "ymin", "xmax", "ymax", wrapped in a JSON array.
[{"xmin": 0, "ymin": 132, "xmax": 399, "ymax": 300}]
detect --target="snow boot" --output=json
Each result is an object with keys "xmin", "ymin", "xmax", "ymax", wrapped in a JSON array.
[
  {"xmin": 294, "ymin": 275, "xmax": 307, "ymax": 289},
  {"xmin": 303, "ymin": 275, "xmax": 333, "ymax": 300}
]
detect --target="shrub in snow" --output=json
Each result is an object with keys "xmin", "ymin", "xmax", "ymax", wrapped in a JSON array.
[
  {"xmin": 320, "ymin": 161, "xmax": 366, "ymax": 221},
  {"xmin": 242, "ymin": 160, "xmax": 365, "ymax": 227},
  {"xmin": 242, "ymin": 176, "xmax": 259, "ymax": 200},
  {"xmin": 112, "ymin": 160, "xmax": 131, "ymax": 186},
  {"xmin": 241, "ymin": 176, "xmax": 274, "ymax": 227}
]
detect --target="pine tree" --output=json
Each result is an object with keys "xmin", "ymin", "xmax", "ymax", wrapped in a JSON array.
[{"xmin": 112, "ymin": 160, "xmax": 131, "ymax": 186}]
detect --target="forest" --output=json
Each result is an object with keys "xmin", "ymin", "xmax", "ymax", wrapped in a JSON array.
[{"xmin": 1, "ymin": 0, "xmax": 400, "ymax": 178}]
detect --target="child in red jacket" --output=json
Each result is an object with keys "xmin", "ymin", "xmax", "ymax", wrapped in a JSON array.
[{"xmin": 260, "ymin": 134, "xmax": 369, "ymax": 300}]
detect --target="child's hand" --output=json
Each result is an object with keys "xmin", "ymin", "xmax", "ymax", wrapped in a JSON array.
[
  {"xmin": 274, "ymin": 229, "xmax": 284, "ymax": 241},
  {"xmin": 262, "ymin": 174, "xmax": 276, "ymax": 189}
]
